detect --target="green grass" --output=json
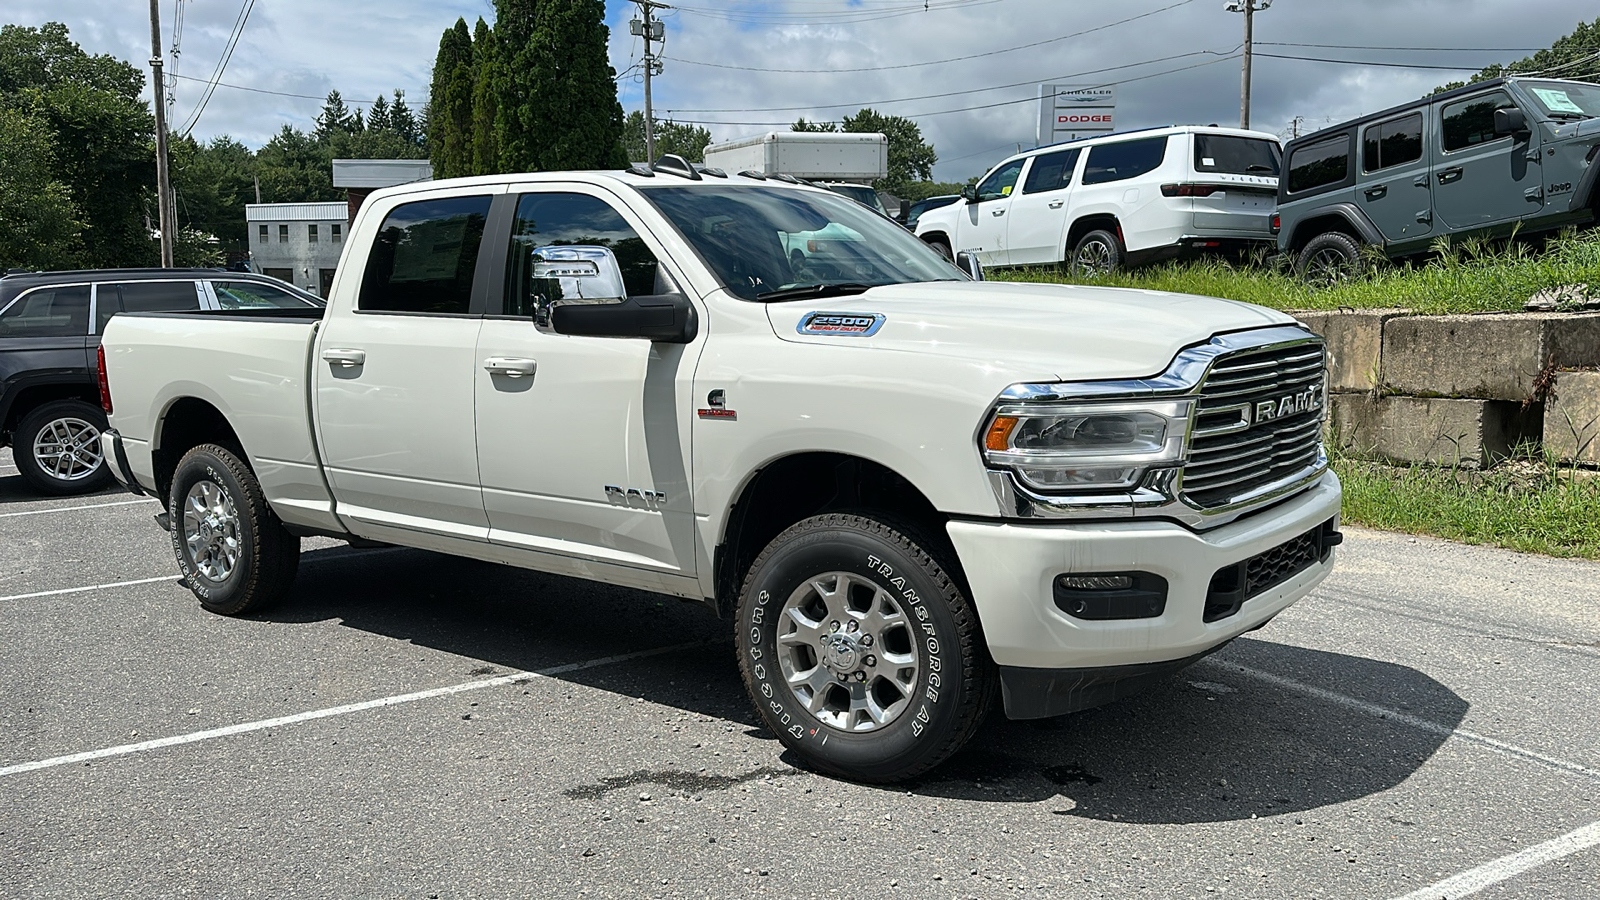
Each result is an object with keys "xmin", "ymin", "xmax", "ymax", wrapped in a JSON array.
[
  {"xmin": 994, "ymin": 228, "xmax": 1600, "ymax": 315},
  {"xmin": 1333, "ymin": 455, "xmax": 1600, "ymax": 559}
]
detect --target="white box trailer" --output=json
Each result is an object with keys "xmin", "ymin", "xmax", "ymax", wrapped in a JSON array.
[{"xmin": 703, "ymin": 132, "xmax": 889, "ymax": 182}]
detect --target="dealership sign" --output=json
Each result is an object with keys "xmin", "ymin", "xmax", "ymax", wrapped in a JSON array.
[{"xmin": 1037, "ymin": 84, "xmax": 1117, "ymax": 144}]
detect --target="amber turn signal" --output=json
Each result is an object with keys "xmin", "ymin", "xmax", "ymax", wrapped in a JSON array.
[{"xmin": 985, "ymin": 416, "xmax": 1019, "ymax": 452}]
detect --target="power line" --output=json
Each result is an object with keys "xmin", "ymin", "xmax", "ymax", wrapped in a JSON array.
[
  {"xmin": 177, "ymin": 0, "xmax": 256, "ymax": 136},
  {"xmin": 663, "ymin": 48, "xmax": 1237, "ymax": 114},
  {"xmin": 1253, "ymin": 52, "xmax": 1522, "ymax": 71},
  {"xmin": 664, "ymin": 0, "xmax": 1199, "ymax": 74},
  {"xmin": 1259, "ymin": 42, "xmax": 1580, "ymax": 52},
  {"xmin": 670, "ymin": 0, "xmax": 1002, "ymax": 25},
  {"xmin": 169, "ymin": 72, "xmax": 406, "ymax": 107}
]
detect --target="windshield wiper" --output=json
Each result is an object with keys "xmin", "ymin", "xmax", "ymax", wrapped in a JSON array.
[
  {"xmin": 1246, "ymin": 164, "xmax": 1276, "ymax": 173},
  {"xmin": 755, "ymin": 282, "xmax": 875, "ymax": 302},
  {"xmin": 1546, "ymin": 112, "xmax": 1593, "ymax": 121}
]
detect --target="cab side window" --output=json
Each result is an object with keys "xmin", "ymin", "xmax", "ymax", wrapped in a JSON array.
[
  {"xmin": 1020, "ymin": 149, "xmax": 1081, "ymax": 194},
  {"xmin": 1083, "ymin": 137, "xmax": 1168, "ymax": 185},
  {"xmin": 0, "ymin": 285, "xmax": 90, "ymax": 337},
  {"xmin": 1286, "ymin": 134, "xmax": 1351, "ymax": 194},
  {"xmin": 1441, "ymin": 92, "xmax": 1516, "ymax": 153},
  {"xmin": 504, "ymin": 192, "xmax": 661, "ymax": 319},
  {"xmin": 1363, "ymin": 114, "xmax": 1424, "ymax": 172},
  {"xmin": 975, "ymin": 159, "xmax": 1025, "ymax": 201},
  {"xmin": 359, "ymin": 195, "xmax": 491, "ymax": 315}
]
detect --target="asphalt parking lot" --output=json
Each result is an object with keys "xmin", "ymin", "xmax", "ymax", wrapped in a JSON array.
[{"xmin": 3, "ymin": 445, "xmax": 1598, "ymax": 899}]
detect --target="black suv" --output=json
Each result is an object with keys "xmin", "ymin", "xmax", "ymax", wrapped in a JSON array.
[
  {"xmin": 0, "ymin": 269, "xmax": 321, "ymax": 495},
  {"xmin": 1276, "ymin": 76, "xmax": 1600, "ymax": 280}
]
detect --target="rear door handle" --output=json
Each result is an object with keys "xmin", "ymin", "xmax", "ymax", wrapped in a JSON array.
[
  {"xmin": 321, "ymin": 348, "xmax": 365, "ymax": 368},
  {"xmin": 1363, "ymin": 185, "xmax": 1387, "ymax": 200},
  {"xmin": 1413, "ymin": 174, "xmax": 1430, "ymax": 188},
  {"xmin": 1047, "ymin": 199, "xmax": 1065, "ymax": 209},
  {"xmin": 483, "ymin": 357, "xmax": 537, "ymax": 378},
  {"xmin": 1437, "ymin": 166, "xmax": 1464, "ymax": 185}
]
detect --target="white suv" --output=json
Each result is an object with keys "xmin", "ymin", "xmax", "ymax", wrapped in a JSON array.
[{"xmin": 916, "ymin": 126, "xmax": 1282, "ymax": 273}]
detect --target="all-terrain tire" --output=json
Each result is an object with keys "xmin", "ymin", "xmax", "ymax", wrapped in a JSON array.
[
  {"xmin": 14, "ymin": 399, "xmax": 113, "ymax": 496},
  {"xmin": 736, "ymin": 512, "xmax": 995, "ymax": 783},
  {"xmin": 1295, "ymin": 231, "xmax": 1366, "ymax": 283},
  {"xmin": 169, "ymin": 443, "xmax": 300, "ymax": 616}
]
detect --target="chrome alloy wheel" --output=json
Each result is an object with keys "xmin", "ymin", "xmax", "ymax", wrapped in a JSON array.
[
  {"xmin": 183, "ymin": 480, "xmax": 242, "ymax": 582},
  {"xmin": 776, "ymin": 571, "xmax": 920, "ymax": 733},
  {"xmin": 1073, "ymin": 238, "xmax": 1116, "ymax": 275},
  {"xmin": 31, "ymin": 416, "xmax": 104, "ymax": 482}
]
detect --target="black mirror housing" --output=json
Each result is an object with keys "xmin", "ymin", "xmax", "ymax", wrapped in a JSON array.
[
  {"xmin": 551, "ymin": 293, "xmax": 698, "ymax": 343},
  {"xmin": 1494, "ymin": 107, "xmax": 1528, "ymax": 136},
  {"xmin": 960, "ymin": 184, "xmax": 978, "ymax": 203}
]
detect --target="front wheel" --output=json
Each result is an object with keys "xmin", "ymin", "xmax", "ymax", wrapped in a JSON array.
[
  {"xmin": 736, "ymin": 513, "xmax": 995, "ymax": 783},
  {"xmin": 926, "ymin": 237, "xmax": 953, "ymax": 261},
  {"xmin": 169, "ymin": 443, "xmax": 300, "ymax": 616}
]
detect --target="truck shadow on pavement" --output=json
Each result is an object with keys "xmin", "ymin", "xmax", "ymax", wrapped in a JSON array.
[{"xmin": 271, "ymin": 546, "xmax": 1465, "ymax": 825}]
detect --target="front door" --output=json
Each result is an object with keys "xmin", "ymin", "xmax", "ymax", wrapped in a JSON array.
[
  {"xmin": 1005, "ymin": 148, "xmax": 1081, "ymax": 265},
  {"xmin": 313, "ymin": 192, "xmax": 497, "ymax": 539},
  {"xmin": 1431, "ymin": 89, "xmax": 1542, "ymax": 232},
  {"xmin": 1358, "ymin": 111, "xmax": 1434, "ymax": 244},
  {"xmin": 956, "ymin": 158, "xmax": 1026, "ymax": 266},
  {"xmin": 473, "ymin": 187, "xmax": 702, "ymax": 576}
]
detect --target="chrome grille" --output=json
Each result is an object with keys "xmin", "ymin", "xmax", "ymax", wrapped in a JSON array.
[{"xmin": 1182, "ymin": 341, "xmax": 1326, "ymax": 509}]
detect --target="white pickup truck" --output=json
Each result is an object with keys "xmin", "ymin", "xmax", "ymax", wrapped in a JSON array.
[{"xmin": 98, "ymin": 156, "xmax": 1341, "ymax": 782}]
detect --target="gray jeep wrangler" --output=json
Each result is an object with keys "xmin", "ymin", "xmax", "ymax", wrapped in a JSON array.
[{"xmin": 1275, "ymin": 76, "xmax": 1600, "ymax": 280}]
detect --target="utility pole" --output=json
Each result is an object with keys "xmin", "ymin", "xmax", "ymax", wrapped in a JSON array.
[
  {"xmin": 147, "ymin": 0, "xmax": 176, "ymax": 267},
  {"xmin": 630, "ymin": 1, "xmax": 667, "ymax": 162},
  {"xmin": 1224, "ymin": 0, "xmax": 1271, "ymax": 130}
]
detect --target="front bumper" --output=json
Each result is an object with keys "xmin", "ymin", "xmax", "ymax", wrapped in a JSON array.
[{"xmin": 947, "ymin": 470, "xmax": 1341, "ymax": 718}]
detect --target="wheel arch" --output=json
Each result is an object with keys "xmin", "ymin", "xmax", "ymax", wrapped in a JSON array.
[
  {"xmin": 919, "ymin": 231, "xmax": 952, "ymax": 251},
  {"xmin": 151, "ymin": 396, "xmax": 247, "ymax": 501},
  {"xmin": 1, "ymin": 378, "xmax": 99, "ymax": 445},
  {"xmin": 1064, "ymin": 213, "xmax": 1123, "ymax": 256},
  {"xmin": 1285, "ymin": 204, "xmax": 1382, "ymax": 252},
  {"xmin": 712, "ymin": 452, "xmax": 956, "ymax": 619}
]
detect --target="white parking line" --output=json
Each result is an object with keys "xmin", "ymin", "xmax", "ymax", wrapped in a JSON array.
[
  {"xmin": 0, "ymin": 497, "xmax": 159, "ymax": 518},
  {"xmin": 1390, "ymin": 819, "xmax": 1600, "ymax": 900},
  {"xmin": 0, "ymin": 642, "xmax": 701, "ymax": 779},
  {"xmin": 0, "ymin": 575, "xmax": 178, "ymax": 603}
]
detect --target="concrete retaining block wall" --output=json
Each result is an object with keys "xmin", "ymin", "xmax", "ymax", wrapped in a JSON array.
[
  {"xmin": 1380, "ymin": 312, "xmax": 1600, "ymax": 402},
  {"xmin": 1292, "ymin": 309, "xmax": 1407, "ymax": 393},
  {"xmin": 1328, "ymin": 394, "xmax": 1539, "ymax": 467},
  {"xmin": 1544, "ymin": 370, "xmax": 1600, "ymax": 466}
]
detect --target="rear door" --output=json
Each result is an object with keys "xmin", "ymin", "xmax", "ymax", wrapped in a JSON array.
[
  {"xmin": 472, "ymin": 186, "xmax": 702, "ymax": 576},
  {"xmin": 0, "ymin": 282, "xmax": 94, "ymax": 390},
  {"xmin": 956, "ymin": 157, "xmax": 1025, "ymax": 266},
  {"xmin": 1358, "ymin": 111, "xmax": 1433, "ymax": 243},
  {"xmin": 313, "ymin": 192, "xmax": 497, "ymax": 539},
  {"xmin": 1431, "ymin": 89, "xmax": 1542, "ymax": 231},
  {"xmin": 1005, "ymin": 148, "xmax": 1081, "ymax": 265}
]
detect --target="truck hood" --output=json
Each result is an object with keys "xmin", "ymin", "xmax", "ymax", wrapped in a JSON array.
[{"xmin": 765, "ymin": 280, "xmax": 1297, "ymax": 383}]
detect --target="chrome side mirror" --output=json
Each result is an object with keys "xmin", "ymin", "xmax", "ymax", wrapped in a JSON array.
[{"xmin": 956, "ymin": 250, "xmax": 984, "ymax": 281}]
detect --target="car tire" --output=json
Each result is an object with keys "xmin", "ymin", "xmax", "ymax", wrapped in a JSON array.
[
  {"xmin": 1295, "ymin": 231, "xmax": 1366, "ymax": 283},
  {"xmin": 169, "ymin": 443, "xmax": 300, "ymax": 616},
  {"xmin": 1070, "ymin": 229, "xmax": 1123, "ymax": 276},
  {"xmin": 927, "ymin": 237, "xmax": 953, "ymax": 261},
  {"xmin": 14, "ymin": 399, "xmax": 114, "ymax": 496},
  {"xmin": 736, "ymin": 512, "xmax": 995, "ymax": 783}
]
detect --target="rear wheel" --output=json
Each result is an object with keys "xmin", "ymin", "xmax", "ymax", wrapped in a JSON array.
[
  {"xmin": 1070, "ymin": 229, "xmax": 1123, "ymax": 276},
  {"xmin": 169, "ymin": 443, "xmax": 300, "ymax": 616},
  {"xmin": 736, "ymin": 512, "xmax": 995, "ymax": 783},
  {"xmin": 15, "ymin": 400, "xmax": 112, "ymax": 496},
  {"xmin": 1295, "ymin": 231, "xmax": 1366, "ymax": 284}
]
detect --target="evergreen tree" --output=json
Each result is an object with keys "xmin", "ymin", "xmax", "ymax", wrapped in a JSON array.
[
  {"xmin": 624, "ymin": 112, "xmax": 711, "ymax": 163},
  {"xmin": 366, "ymin": 93, "xmax": 391, "ymax": 132},
  {"xmin": 314, "ymin": 90, "xmax": 358, "ymax": 140},
  {"xmin": 389, "ymin": 90, "xmax": 419, "ymax": 148},
  {"xmin": 492, "ymin": 0, "xmax": 539, "ymax": 171},
  {"xmin": 429, "ymin": 18, "xmax": 475, "ymax": 179},
  {"xmin": 471, "ymin": 18, "xmax": 500, "ymax": 175},
  {"xmin": 524, "ymin": 0, "xmax": 628, "ymax": 170}
]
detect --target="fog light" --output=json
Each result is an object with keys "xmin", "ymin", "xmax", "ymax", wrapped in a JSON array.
[
  {"xmin": 1059, "ymin": 575, "xmax": 1133, "ymax": 591},
  {"xmin": 1053, "ymin": 572, "xmax": 1168, "ymax": 620}
]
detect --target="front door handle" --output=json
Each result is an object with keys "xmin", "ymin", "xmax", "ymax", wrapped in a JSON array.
[
  {"xmin": 1363, "ymin": 185, "xmax": 1388, "ymax": 200},
  {"xmin": 483, "ymin": 357, "xmax": 537, "ymax": 378},
  {"xmin": 991, "ymin": 208, "xmax": 1006, "ymax": 217},
  {"xmin": 1437, "ymin": 166, "xmax": 1464, "ymax": 185},
  {"xmin": 321, "ymin": 348, "xmax": 366, "ymax": 368},
  {"xmin": 1048, "ymin": 199, "xmax": 1065, "ymax": 209}
]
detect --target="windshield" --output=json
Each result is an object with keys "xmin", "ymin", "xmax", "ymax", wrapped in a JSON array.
[
  {"xmin": 1521, "ymin": 80, "xmax": 1600, "ymax": 119},
  {"xmin": 640, "ymin": 185, "xmax": 964, "ymax": 301}
]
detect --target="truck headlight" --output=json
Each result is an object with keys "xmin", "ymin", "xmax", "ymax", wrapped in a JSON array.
[{"xmin": 981, "ymin": 400, "xmax": 1193, "ymax": 491}]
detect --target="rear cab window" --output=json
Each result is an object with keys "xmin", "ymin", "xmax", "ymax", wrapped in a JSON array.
[
  {"xmin": 1285, "ymin": 134, "xmax": 1352, "ymax": 195},
  {"xmin": 1192, "ymin": 134, "xmax": 1280, "ymax": 176},
  {"xmin": 359, "ymin": 196, "xmax": 492, "ymax": 315},
  {"xmin": 1083, "ymin": 136, "xmax": 1169, "ymax": 185}
]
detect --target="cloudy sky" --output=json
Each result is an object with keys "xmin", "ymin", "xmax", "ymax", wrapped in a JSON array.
[{"xmin": 8, "ymin": 0, "xmax": 1597, "ymax": 181}]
